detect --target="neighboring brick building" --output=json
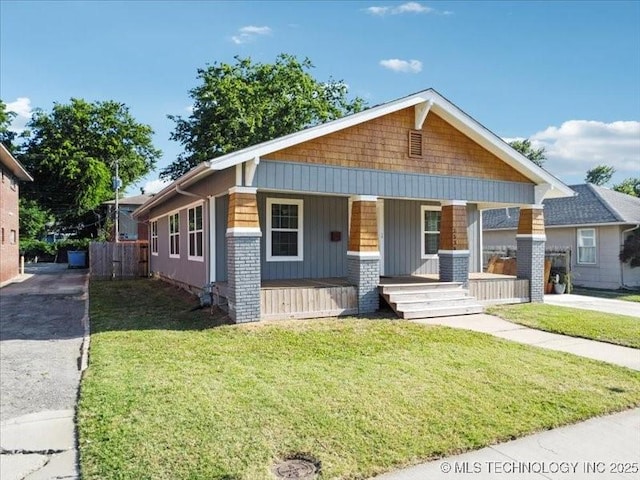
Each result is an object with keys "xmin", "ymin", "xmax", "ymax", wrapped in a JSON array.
[
  {"xmin": 133, "ymin": 88, "xmax": 573, "ymax": 323},
  {"xmin": 0, "ymin": 143, "xmax": 33, "ymax": 286}
]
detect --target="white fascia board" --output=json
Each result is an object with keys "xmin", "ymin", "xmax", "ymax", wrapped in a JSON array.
[
  {"xmin": 0, "ymin": 144, "xmax": 33, "ymax": 181},
  {"xmin": 427, "ymin": 93, "xmax": 574, "ymax": 201},
  {"xmin": 209, "ymin": 94, "xmax": 432, "ymax": 172},
  {"xmin": 133, "ymin": 162, "xmax": 212, "ymax": 218}
]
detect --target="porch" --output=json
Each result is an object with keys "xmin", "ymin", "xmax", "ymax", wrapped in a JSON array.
[{"xmin": 215, "ymin": 273, "xmax": 528, "ymax": 320}]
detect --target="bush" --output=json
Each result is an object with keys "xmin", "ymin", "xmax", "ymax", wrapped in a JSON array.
[{"xmin": 19, "ymin": 238, "xmax": 91, "ymax": 262}]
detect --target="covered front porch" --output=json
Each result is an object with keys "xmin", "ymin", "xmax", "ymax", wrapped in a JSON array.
[{"xmin": 214, "ymin": 272, "xmax": 529, "ymax": 321}]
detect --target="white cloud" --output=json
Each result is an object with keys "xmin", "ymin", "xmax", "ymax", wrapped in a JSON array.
[
  {"xmin": 231, "ymin": 25, "xmax": 272, "ymax": 44},
  {"xmin": 366, "ymin": 2, "xmax": 433, "ymax": 16},
  {"xmin": 379, "ymin": 58, "xmax": 423, "ymax": 73},
  {"xmin": 513, "ymin": 120, "xmax": 640, "ymax": 183},
  {"xmin": 6, "ymin": 97, "xmax": 32, "ymax": 133},
  {"xmin": 143, "ymin": 178, "xmax": 171, "ymax": 195}
]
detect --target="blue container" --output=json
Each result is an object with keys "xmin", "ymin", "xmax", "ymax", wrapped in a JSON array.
[{"xmin": 68, "ymin": 251, "xmax": 86, "ymax": 268}]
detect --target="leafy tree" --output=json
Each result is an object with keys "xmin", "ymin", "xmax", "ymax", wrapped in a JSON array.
[
  {"xmin": 585, "ymin": 165, "xmax": 615, "ymax": 186},
  {"xmin": 19, "ymin": 198, "xmax": 54, "ymax": 240},
  {"xmin": 0, "ymin": 99, "xmax": 17, "ymax": 151},
  {"xmin": 20, "ymin": 99, "xmax": 161, "ymax": 230},
  {"xmin": 613, "ymin": 177, "xmax": 640, "ymax": 197},
  {"xmin": 162, "ymin": 54, "xmax": 366, "ymax": 180},
  {"xmin": 508, "ymin": 139, "xmax": 546, "ymax": 167},
  {"xmin": 620, "ymin": 229, "xmax": 640, "ymax": 268}
]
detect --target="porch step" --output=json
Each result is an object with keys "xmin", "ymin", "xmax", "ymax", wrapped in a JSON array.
[{"xmin": 379, "ymin": 282, "xmax": 483, "ymax": 319}]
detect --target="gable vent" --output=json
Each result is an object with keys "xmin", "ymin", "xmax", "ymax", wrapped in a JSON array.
[{"xmin": 408, "ymin": 130, "xmax": 423, "ymax": 158}]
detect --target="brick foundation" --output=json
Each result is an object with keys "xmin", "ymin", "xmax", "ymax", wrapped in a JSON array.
[
  {"xmin": 347, "ymin": 254, "xmax": 380, "ymax": 313},
  {"xmin": 516, "ymin": 237, "xmax": 545, "ymax": 302},
  {"xmin": 438, "ymin": 252, "xmax": 469, "ymax": 285},
  {"xmin": 226, "ymin": 234, "xmax": 261, "ymax": 323}
]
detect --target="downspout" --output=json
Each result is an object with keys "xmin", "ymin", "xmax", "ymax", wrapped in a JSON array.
[
  {"xmin": 175, "ymin": 184, "xmax": 211, "ymax": 287},
  {"xmin": 620, "ymin": 224, "xmax": 640, "ymax": 288}
]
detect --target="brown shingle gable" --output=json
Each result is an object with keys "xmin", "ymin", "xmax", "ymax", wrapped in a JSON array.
[{"xmin": 264, "ymin": 108, "xmax": 532, "ymax": 184}]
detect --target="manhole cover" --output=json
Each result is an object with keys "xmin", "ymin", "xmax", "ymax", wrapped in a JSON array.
[{"xmin": 271, "ymin": 457, "xmax": 319, "ymax": 479}]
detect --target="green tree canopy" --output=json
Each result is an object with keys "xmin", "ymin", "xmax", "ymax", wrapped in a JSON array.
[
  {"xmin": 19, "ymin": 198, "xmax": 54, "ymax": 240},
  {"xmin": 508, "ymin": 139, "xmax": 546, "ymax": 167},
  {"xmin": 613, "ymin": 177, "xmax": 640, "ymax": 198},
  {"xmin": 20, "ymin": 99, "xmax": 161, "ymax": 229},
  {"xmin": 585, "ymin": 165, "xmax": 615, "ymax": 186},
  {"xmin": 0, "ymin": 99, "xmax": 17, "ymax": 152},
  {"xmin": 162, "ymin": 54, "xmax": 366, "ymax": 180}
]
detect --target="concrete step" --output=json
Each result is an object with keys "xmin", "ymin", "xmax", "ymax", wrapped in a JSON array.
[
  {"xmin": 385, "ymin": 289, "xmax": 467, "ymax": 302},
  {"xmin": 388, "ymin": 296, "xmax": 479, "ymax": 311},
  {"xmin": 379, "ymin": 282, "xmax": 463, "ymax": 294},
  {"xmin": 401, "ymin": 304, "xmax": 484, "ymax": 319}
]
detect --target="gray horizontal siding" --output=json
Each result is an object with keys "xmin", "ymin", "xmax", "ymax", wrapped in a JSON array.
[
  {"xmin": 258, "ymin": 193, "xmax": 348, "ymax": 280},
  {"xmin": 255, "ymin": 160, "xmax": 535, "ymax": 204}
]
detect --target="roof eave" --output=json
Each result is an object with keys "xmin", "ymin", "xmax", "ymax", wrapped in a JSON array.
[{"xmin": 0, "ymin": 144, "xmax": 33, "ymax": 182}]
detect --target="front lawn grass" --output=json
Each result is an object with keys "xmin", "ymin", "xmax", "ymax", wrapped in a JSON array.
[
  {"xmin": 488, "ymin": 303, "xmax": 640, "ymax": 348},
  {"xmin": 79, "ymin": 280, "xmax": 640, "ymax": 480}
]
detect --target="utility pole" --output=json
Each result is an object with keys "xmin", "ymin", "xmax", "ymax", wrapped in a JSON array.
[{"xmin": 113, "ymin": 159, "xmax": 121, "ymax": 243}]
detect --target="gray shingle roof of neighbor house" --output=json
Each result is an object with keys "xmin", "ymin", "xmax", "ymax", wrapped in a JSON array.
[
  {"xmin": 483, "ymin": 184, "xmax": 640, "ymax": 230},
  {"xmin": 103, "ymin": 194, "xmax": 153, "ymax": 206}
]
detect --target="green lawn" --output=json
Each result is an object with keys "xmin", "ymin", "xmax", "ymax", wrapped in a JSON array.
[
  {"xmin": 488, "ymin": 303, "xmax": 640, "ymax": 348},
  {"xmin": 573, "ymin": 287, "xmax": 640, "ymax": 303},
  {"xmin": 79, "ymin": 280, "xmax": 640, "ymax": 480}
]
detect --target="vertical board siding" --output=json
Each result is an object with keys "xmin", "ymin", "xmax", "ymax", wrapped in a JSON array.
[
  {"xmin": 467, "ymin": 204, "xmax": 481, "ymax": 273},
  {"xmin": 384, "ymin": 199, "xmax": 439, "ymax": 276},
  {"xmin": 215, "ymin": 195, "xmax": 229, "ymax": 282},
  {"xmin": 255, "ymin": 160, "xmax": 535, "ymax": 204},
  {"xmin": 259, "ymin": 193, "xmax": 348, "ymax": 280},
  {"xmin": 260, "ymin": 286, "xmax": 358, "ymax": 319}
]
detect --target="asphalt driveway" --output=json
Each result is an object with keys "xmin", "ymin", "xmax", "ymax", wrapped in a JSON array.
[{"xmin": 0, "ymin": 263, "xmax": 88, "ymax": 480}]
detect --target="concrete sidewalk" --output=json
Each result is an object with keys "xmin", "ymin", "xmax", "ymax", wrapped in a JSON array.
[
  {"xmin": 544, "ymin": 293, "xmax": 640, "ymax": 318},
  {"xmin": 412, "ymin": 313, "xmax": 640, "ymax": 370},
  {"xmin": 1, "ymin": 263, "xmax": 89, "ymax": 480},
  {"xmin": 375, "ymin": 407, "xmax": 640, "ymax": 479}
]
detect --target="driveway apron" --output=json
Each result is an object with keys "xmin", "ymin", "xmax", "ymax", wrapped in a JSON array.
[{"xmin": 1, "ymin": 263, "xmax": 88, "ymax": 480}]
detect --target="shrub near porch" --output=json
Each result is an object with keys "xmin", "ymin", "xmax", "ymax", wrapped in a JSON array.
[{"xmin": 79, "ymin": 280, "xmax": 640, "ymax": 480}]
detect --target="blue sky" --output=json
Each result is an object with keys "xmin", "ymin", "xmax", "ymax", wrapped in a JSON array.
[{"xmin": 2, "ymin": 0, "xmax": 639, "ymax": 195}]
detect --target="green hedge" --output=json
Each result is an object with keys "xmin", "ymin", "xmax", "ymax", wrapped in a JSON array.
[{"xmin": 20, "ymin": 238, "xmax": 91, "ymax": 262}]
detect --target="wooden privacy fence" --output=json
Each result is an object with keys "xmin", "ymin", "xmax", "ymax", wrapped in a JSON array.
[{"xmin": 90, "ymin": 241, "xmax": 149, "ymax": 279}]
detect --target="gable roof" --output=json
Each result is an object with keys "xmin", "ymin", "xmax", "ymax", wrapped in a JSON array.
[
  {"xmin": 103, "ymin": 194, "xmax": 152, "ymax": 206},
  {"xmin": 0, "ymin": 143, "xmax": 33, "ymax": 181},
  {"xmin": 136, "ymin": 88, "xmax": 573, "ymax": 217},
  {"xmin": 483, "ymin": 184, "xmax": 640, "ymax": 230}
]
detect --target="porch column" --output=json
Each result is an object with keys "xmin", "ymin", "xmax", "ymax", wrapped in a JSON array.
[
  {"xmin": 226, "ymin": 187, "xmax": 261, "ymax": 323},
  {"xmin": 347, "ymin": 196, "xmax": 379, "ymax": 314},
  {"xmin": 438, "ymin": 201, "xmax": 470, "ymax": 285},
  {"xmin": 516, "ymin": 204, "xmax": 546, "ymax": 303}
]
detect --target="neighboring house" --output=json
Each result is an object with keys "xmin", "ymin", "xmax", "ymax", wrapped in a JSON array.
[
  {"xmin": 134, "ymin": 88, "xmax": 572, "ymax": 323},
  {"xmin": 0, "ymin": 143, "xmax": 33, "ymax": 286},
  {"xmin": 103, "ymin": 194, "xmax": 152, "ymax": 241},
  {"xmin": 483, "ymin": 184, "xmax": 640, "ymax": 290}
]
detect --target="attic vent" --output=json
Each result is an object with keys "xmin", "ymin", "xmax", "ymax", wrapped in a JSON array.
[{"xmin": 408, "ymin": 129, "xmax": 423, "ymax": 158}]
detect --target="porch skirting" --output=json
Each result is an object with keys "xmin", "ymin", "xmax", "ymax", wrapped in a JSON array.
[{"xmin": 261, "ymin": 284, "xmax": 358, "ymax": 320}]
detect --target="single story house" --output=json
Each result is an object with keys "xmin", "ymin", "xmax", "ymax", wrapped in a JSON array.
[
  {"xmin": 483, "ymin": 183, "xmax": 640, "ymax": 290},
  {"xmin": 103, "ymin": 193, "xmax": 152, "ymax": 241},
  {"xmin": 134, "ymin": 88, "xmax": 573, "ymax": 323},
  {"xmin": 0, "ymin": 143, "xmax": 33, "ymax": 286}
]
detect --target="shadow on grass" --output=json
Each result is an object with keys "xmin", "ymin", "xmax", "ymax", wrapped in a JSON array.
[{"xmin": 89, "ymin": 278, "xmax": 234, "ymax": 333}]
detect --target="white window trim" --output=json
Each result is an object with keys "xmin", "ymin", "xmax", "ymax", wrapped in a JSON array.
[
  {"xmin": 421, "ymin": 205, "xmax": 441, "ymax": 259},
  {"xmin": 169, "ymin": 213, "xmax": 180, "ymax": 259},
  {"xmin": 577, "ymin": 228, "xmax": 597, "ymax": 265},
  {"xmin": 151, "ymin": 220, "xmax": 158, "ymax": 256},
  {"xmin": 188, "ymin": 204, "xmax": 204, "ymax": 262},
  {"xmin": 266, "ymin": 198, "xmax": 304, "ymax": 262}
]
